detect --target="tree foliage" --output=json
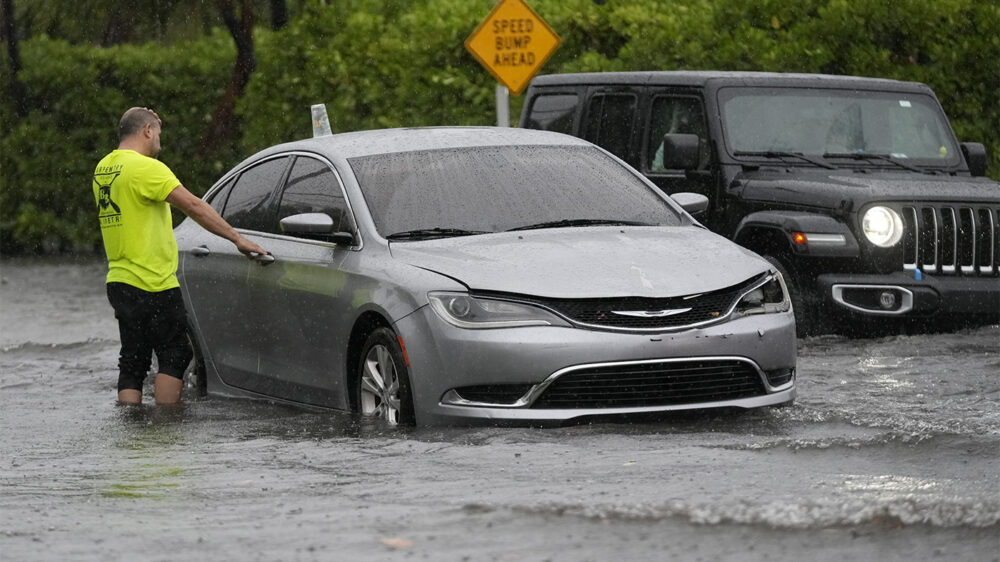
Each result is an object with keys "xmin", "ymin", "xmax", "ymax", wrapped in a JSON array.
[
  {"xmin": 1, "ymin": 0, "xmax": 997, "ymax": 253},
  {"xmin": 10, "ymin": 0, "xmax": 292, "ymax": 45}
]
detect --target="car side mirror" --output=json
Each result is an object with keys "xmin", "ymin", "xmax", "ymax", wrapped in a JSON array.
[
  {"xmin": 960, "ymin": 142, "xmax": 987, "ymax": 177},
  {"xmin": 280, "ymin": 212, "xmax": 356, "ymax": 245},
  {"xmin": 670, "ymin": 192, "xmax": 709, "ymax": 217},
  {"xmin": 661, "ymin": 133, "xmax": 700, "ymax": 170}
]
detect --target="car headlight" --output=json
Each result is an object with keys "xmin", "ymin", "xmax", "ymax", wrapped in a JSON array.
[
  {"xmin": 428, "ymin": 292, "xmax": 570, "ymax": 329},
  {"xmin": 734, "ymin": 273, "xmax": 791, "ymax": 316},
  {"xmin": 862, "ymin": 206, "xmax": 904, "ymax": 248}
]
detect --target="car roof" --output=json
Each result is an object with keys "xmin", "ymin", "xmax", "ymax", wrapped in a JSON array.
[
  {"xmin": 529, "ymin": 71, "xmax": 932, "ymax": 93},
  {"xmin": 248, "ymin": 126, "xmax": 593, "ymax": 163}
]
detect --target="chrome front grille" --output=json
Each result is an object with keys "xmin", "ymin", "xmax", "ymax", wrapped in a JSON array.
[{"xmin": 901, "ymin": 204, "xmax": 1000, "ymax": 276}]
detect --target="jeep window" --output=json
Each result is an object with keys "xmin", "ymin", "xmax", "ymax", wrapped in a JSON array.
[
  {"xmin": 718, "ymin": 87, "xmax": 960, "ymax": 165},
  {"xmin": 647, "ymin": 96, "xmax": 710, "ymax": 172},
  {"xmin": 583, "ymin": 93, "xmax": 637, "ymax": 163},
  {"xmin": 525, "ymin": 94, "xmax": 578, "ymax": 134}
]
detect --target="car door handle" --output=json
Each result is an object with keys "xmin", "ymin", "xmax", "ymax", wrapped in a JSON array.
[
  {"xmin": 251, "ymin": 253, "xmax": 275, "ymax": 266},
  {"xmin": 191, "ymin": 246, "xmax": 210, "ymax": 257}
]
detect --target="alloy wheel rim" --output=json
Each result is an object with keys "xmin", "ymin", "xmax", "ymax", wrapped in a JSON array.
[{"xmin": 360, "ymin": 344, "xmax": 401, "ymax": 425}]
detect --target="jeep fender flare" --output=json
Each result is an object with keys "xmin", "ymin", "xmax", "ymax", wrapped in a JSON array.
[{"xmin": 733, "ymin": 210, "xmax": 859, "ymax": 257}]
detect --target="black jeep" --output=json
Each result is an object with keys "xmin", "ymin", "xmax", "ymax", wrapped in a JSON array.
[{"xmin": 520, "ymin": 71, "xmax": 999, "ymax": 335}]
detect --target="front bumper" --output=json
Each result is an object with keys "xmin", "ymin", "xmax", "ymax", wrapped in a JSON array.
[
  {"xmin": 393, "ymin": 306, "xmax": 797, "ymax": 426},
  {"xmin": 816, "ymin": 271, "xmax": 1000, "ymax": 319}
]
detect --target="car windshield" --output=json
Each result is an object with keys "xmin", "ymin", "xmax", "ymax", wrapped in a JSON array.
[
  {"xmin": 718, "ymin": 87, "xmax": 960, "ymax": 165},
  {"xmin": 350, "ymin": 145, "xmax": 685, "ymax": 237}
]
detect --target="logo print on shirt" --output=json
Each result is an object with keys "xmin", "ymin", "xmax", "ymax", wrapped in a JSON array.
[{"xmin": 94, "ymin": 171, "xmax": 122, "ymax": 227}]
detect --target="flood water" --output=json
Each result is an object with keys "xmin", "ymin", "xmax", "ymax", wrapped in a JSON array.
[{"xmin": 1, "ymin": 257, "xmax": 997, "ymax": 561}]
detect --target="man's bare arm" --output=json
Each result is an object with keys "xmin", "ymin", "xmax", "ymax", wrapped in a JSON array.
[{"xmin": 165, "ymin": 185, "xmax": 267, "ymax": 257}]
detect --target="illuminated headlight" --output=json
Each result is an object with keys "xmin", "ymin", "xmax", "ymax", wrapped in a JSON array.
[
  {"xmin": 428, "ymin": 292, "xmax": 570, "ymax": 329},
  {"xmin": 862, "ymin": 206, "xmax": 904, "ymax": 248},
  {"xmin": 735, "ymin": 273, "xmax": 791, "ymax": 316}
]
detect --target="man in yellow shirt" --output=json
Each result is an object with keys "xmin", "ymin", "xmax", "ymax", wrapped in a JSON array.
[{"xmin": 93, "ymin": 107, "xmax": 266, "ymax": 405}]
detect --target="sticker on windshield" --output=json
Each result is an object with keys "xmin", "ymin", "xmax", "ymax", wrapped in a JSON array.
[{"xmin": 899, "ymin": 100, "xmax": 912, "ymax": 107}]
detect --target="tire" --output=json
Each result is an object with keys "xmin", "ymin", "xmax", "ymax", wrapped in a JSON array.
[
  {"xmin": 762, "ymin": 255, "xmax": 825, "ymax": 337},
  {"xmin": 183, "ymin": 328, "xmax": 208, "ymax": 397},
  {"xmin": 356, "ymin": 327, "xmax": 415, "ymax": 426}
]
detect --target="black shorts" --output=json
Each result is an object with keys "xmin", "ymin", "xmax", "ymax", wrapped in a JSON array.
[{"xmin": 106, "ymin": 282, "xmax": 192, "ymax": 392}]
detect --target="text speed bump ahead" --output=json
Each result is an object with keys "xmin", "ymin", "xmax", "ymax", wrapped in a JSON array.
[{"xmin": 465, "ymin": 0, "xmax": 560, "ymax": 95}]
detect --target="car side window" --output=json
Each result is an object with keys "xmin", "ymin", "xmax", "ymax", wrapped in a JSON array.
[
  {"xmin": 647, "ymin": 96, "xmax": 710, "ymax": 172},
  {"xmin": 205, "ymin": 176, "xmax": 236, "ymax": 213},
  {"xmin": 277, "ymin": 156, "xmax": 351, "ymax": 235},
  {"xmin": 525, "ymin": 94, "xmax": 578, "ymax": 134},
  {"xmin": 222, "ymin": 157, "xmax": 289, "ymax": 233},
  {"xmin": 583, "ymin": 93, "xmax": 637, "ymax": 164}
]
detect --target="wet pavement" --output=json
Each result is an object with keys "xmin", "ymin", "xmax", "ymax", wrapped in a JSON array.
[{"xmin": 1, "ymin": 257, "xmax": 998, "ymax": 561}]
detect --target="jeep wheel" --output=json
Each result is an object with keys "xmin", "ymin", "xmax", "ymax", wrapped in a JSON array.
[{"xmin": 763, "ymin": 255, "xmax": 825, "ymax": 337}]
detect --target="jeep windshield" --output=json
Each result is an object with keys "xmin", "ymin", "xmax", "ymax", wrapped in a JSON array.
[{"xmin": 718, "ymin": 87, "xmax": 961, "ymax": 169}]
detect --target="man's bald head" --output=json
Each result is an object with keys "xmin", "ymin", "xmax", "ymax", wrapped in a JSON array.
[{"xmin": 118, "ymin": 107, "xmax": 162, "ymax": 142}]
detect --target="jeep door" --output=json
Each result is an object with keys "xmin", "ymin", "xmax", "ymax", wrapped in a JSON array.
[
  {"xmin": 581, "ymin": 88, "xmax": 641, "ymax": 169},
  {"xmin": 639, "ymin": 94, "xmax": 715, "ymax": 205}
]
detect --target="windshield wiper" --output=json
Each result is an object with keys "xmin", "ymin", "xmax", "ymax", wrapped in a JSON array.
[
  {"xmin": 506, "ymin": 219, "xmax": 655, "ymax": 232},
  {"xmin": 386, "ymin": 227, "xmax": 491, "ymax": 241},
  {"xmin": 822, "ymin": 152, "xmax": 927, "ymax": 173},
  {"xmin": 734, "ymin": 150, "xmax": 837, "ymax": 170}
]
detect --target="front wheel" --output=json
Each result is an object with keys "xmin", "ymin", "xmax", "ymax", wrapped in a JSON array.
[
  {"xmin": 183, "ymin": 327, "xmax": 208, "ymax": 397},
  {"xmin": 356, "ymin": 327, "xmax": 415, "ymax": 426}
]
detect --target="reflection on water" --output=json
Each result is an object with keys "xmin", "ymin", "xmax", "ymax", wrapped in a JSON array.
[
  {"xmin": 843, "ymin": 474, "xmax": 941, "ymax": 493},
  {"xmin": 113, "ymin": 402, "xmax": 188, "ymax": 427},
  {"xmin": 794, "ymin": 330, "xmax": 1000, "ymax": 438},
  {"xmin": 101, "ymin": 404, "xmax": 187, "ymax": 499}
]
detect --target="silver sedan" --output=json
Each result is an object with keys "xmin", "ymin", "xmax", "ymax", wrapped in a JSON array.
[{"xmin": 176, "ymin": 127, "xmax": 796, "ymax": 426}]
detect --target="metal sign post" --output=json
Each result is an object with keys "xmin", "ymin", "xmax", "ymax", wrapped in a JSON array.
[{"xmin": 495, "ymin": 85, "xmax": 510, "ymax": 127}]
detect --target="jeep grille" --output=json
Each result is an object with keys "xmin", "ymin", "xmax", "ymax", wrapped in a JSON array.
[{"xmin": 901, "ymin": 204, "xmax": 1000, "ymax": 276}]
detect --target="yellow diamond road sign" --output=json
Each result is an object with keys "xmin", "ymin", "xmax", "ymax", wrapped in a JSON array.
[{"xmin": 465, "ymin": 0, "xmax": 561, "ymax": 96}]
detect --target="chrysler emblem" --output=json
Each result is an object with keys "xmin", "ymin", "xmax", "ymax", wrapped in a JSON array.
[{"xmin": 611, "ymin": 308, "xmax": 692, "ymax": 318}]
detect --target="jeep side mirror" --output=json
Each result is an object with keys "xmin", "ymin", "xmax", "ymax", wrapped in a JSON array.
[
  {"xmin": 660, "ymin": 133, "xmax": 700, "ymax": 170},
  {"xmin": 960, "ymin": 142, "xmax": 987, "ymax": 177},
  {"xmin": 280, "ymin": 212, "xmax": 356, "ymax": 245}
]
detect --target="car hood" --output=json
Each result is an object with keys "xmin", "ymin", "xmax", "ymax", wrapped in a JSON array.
[
  {"xmin": 735, "ymin": 169, "xmax": 1000, "ymax": 210},
  {"xmin": 389, "ymin": 227, "xmax": 768, "ymax": 299}
]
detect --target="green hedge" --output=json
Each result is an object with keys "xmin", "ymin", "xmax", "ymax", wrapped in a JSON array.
[
  {"xmin": 2, "ymin": 0, "xmax": 997, "ymax": 254},
  {"xmin": 0, "ymin": 30, "xmax": 237, "ymax": 253}
]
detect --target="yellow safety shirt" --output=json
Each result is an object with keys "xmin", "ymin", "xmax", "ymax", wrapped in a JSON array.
[{"xmin": 92, "ymin": 149, "xmax": 181, "ymax": 292}]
